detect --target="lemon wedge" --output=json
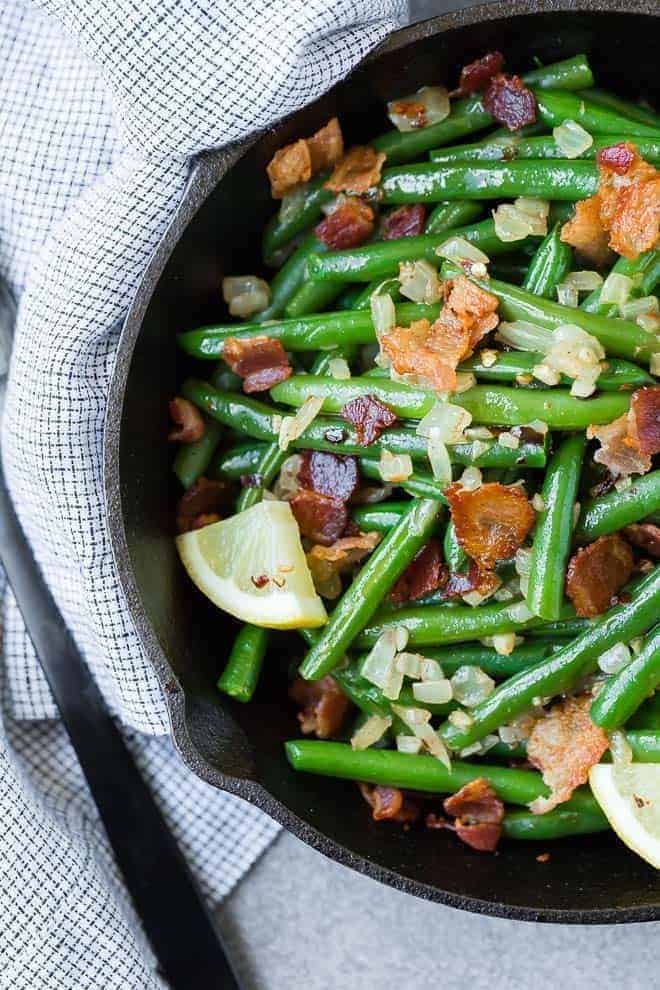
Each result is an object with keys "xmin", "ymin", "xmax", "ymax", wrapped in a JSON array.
[
  {"xmin": 176, "ymin": 500, "xmax": 327, "ymax": 629},
  {"xmin": 589, "ymin": 763, "xmax": 660, "ymax": 868}
]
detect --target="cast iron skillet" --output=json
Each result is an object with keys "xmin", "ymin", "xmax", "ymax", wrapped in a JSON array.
[{"xmin": 106, "ymin": 0, "xmax": 660, "ymax": 923}]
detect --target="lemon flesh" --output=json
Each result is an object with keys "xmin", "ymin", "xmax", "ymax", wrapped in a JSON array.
[
  {"xmin": 176, "ymin": 500, "xmax": 327, "ymax": 629},
  {"xmin": 589, "ymin": 763, "xmax": 660, "ymax": 869}
]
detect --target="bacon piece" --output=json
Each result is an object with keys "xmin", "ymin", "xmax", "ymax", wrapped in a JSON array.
[
  {"xmin": 527, "ymin": 694, "xmax": 609, "ymax": 813},
  {"xmin": 442, "ymin": 778, "xmax": 504, "ymax": 852},
  {"xmin": 290, "ymin": 489, "xmax": 347, "ymax": 546},
  {"xmin": 560, "ymin": 197, "xmax": 613, "ymax": 267},
  {"xmin": 444, "ymin": 276, "xmax": 500, "ymax": 349},
  {"xmin": 306, "ymin": 117, "xmax": 344, "ymax": 173},
  {"xmin": 324, "ymin": 146, "xmax": 386, "ymax": 196},
  {"xmin": 631, "ymin": 385, "xmax": 660, "ymax": 457},
  {"xmin": 341, "ymin": 394, "xmax": 397, "ymax": 446},
  {"xmin": 307, "ymin": 531, "xmax": 381, "ymax": 598},
  {"xmin": 390, "ymin": 539, "xmax": 448, "ymax": 604},
  {"xmin": 382, "ymin": 204, "xmax": 426, "ymax": 240},
  {"xmin": 315, "ymin": 199, "xmax": 375, "ymax": 250},
  {"xmin": 609, "ymin": 176, "xmax": 660, "ymax": 259},
  {"xmin": 168, "ymin": 397, "xmax": 205, "ymax": 443},
  {"xmin": 358, "ymin": 783, "xmax": 421, "ymax": 823},
  {"xmin": 483, "ymin": 74, "xmax": 537, "ymax": 131},
  {"xmin": 597, "ymin": 142, "xmax": 635, "ymax": 175},
  {"xmin": 566, "ymin": 534, "xmax": 634, "ymax": 617},
  {"xmin": 452, "ymin": 51, "xmax": 504, "ymax": 98},
  {"xmin": 442, "ymin": 559, "xmax": 501, "ymax": 600},
  {"xmin": 176, "ymin": 477, "xmax": 229, "ymax": 533},
  {"xmin": 222, "ymin": 335, "xmax": 292, "ymax": 394},
  {"xmin": 624, "ymin": 523, "xmax": 660, "ymax": 558},
  {"xmin": 445, "ymin": 482, "xmax": 535, "ymax": 570},
  {"xmin": 289, "ymin": 675, "xmax": 349, "ymax": 739},
  {"xmin": 298, "ymin": 451, "xmax": 359, "ymax": 502}
]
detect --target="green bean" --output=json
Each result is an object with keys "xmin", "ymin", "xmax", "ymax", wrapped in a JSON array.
[
  {"xmin": 336, "ymin": 285, "xmax": 365, "ymax": 310},
  {"xmin": 350, "ymin": 501, "xmax": 414, "ymax": 534},
  {"xmin": 217, "ymin": 624, "xmax": 268, "ymax": 702},
  {"xmin": 284, "ymin": 740, "xmax": 599, "ymax": 812},
  {"xmin": 178, "ymin": 301, "xmax": 439, "ymax": 358},
  {"xmin": 334, "ymin": 665, "xmax": 455, "ymax": 719},
  {"xmin": 270, "ymin": 374, "xmax": 631, "ymax": 430},
  {"xmin": 460, "ymin": 351, "xmax": 653, "ymax": 391},
  {"xmin": 489, "ymin": 258, "xmax": 532, "ymax": 285},
  {"xmin": 372, "ymin": 56, "xmax": 594, "ymax": 165},
  {"xmin": 306, "ymin": 219, "xmax": 525, "ymax": 283},
  {"xmin": 285, "ymin": 278, "xmax": 347, "ymax": 319},
  {"xmin": 629, "ymin": 694, "xmax": 660, "ymax": 730},
  {"xmin": 255, "ymin": 232, "xmax": 326, "ymax": 321},
  {"xmin": 438, "ymin": 566, "xmax": 660, "ymax": 751},
  {"xmin": 352, "ymin": 278, "xmax": 401, "ymax": 311},
  {"xmin": 590, "ymin": 625, "xmax": 660, "ymax": 730},
  {"xmin": 533, "ymin": 90, "xmax": 660, "ymax": 138},
  {"xmin": 173, "ymin": 416, "xmax": 223, "ymax": 489},
  {"xmin": 581, "ymin": 250, "xmax": 660, "ymax": 316},
  {"xmin": 490, "ymin": 730, "xmax": 660, "ymax": 765},
  {"xmin": 578, "ymin": 89, "xmax": 660, "ymax": 130},
  {"xmin": 502, "ymin": 807, "xmax": 609, "ymax": 840},
  {"xmin": 443, "ymin": 519, "xmax": 468, "ymax": 574},
  {"xmin": 526, "ymin": 433, "xmax": 586, "ymax": 621},
  {"xmin": 528, "ymin": 618, "xmax": 590, "ymax": 639},
  {"xmin": 430, "ymin": 134, "xmax": 660, "ymax": 164},
  {"xmin": 424, "ymin": 200, "xmax": 484, "ymax": 234},
  {"xmin": 299, "ymin": 499, "xmax": 442, "ymax": 680},
  {"xmin": 522, "ymin": 223, "xmax": 572, "ymax": 299},
  {"xmin": 262, "ymin": 177, "xmax": 333, "ymax": 262},
  {"xmin": 212, "ymin": 442, "xmax": 265, "ymax": 481},
  {"xmin": 380, "ymin": 161, "xmax": 598, "ymax": 206},
  {"xmin": 575, "ymin": 471, "xmax": 660, "ymax": 541},
  {"xmin": 441, "ymin": 264, "xmax": 659, "ymax": 363}
]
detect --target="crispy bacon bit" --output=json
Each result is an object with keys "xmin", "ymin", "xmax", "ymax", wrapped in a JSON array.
[
  {"xmin": 624, "ymin": 523, "xmax": 660, "ymax": 558},
  {"xmin": 359, "ymin": 783, "xmax": 421, "ymax": 823},
  {"xmin": 298, "ymin": 451, "xmax": 359, "ymax": 502},
  {"xmin": 452, "ymin": 51, "xmax": 505, "ymax": 98},
  {"xmin": 443, "ymin": 778, "xmax": 504, "ymax": 852},
  {"xmin": 324, "ymin": 146, "xmax": 386, "ymax": 196},
  {"xmin": 560, "ymin": 197, "xmax": 613, "ymax": 267},
  {"xmin": 222, "ymin": 336, "xmax": 292, "ymax": 394},
  {"xmin": 176, "ymin": 477, "xmax": 229, "ymax": 533},
  {"xmin": 380, "ymin": 276, "xmax": 499, "ymax": 393},
  {"xmin": 445, "ymin": 482, "xmax": 535, "ymax": 570},
  {"xmin": 382, "ymin": 204, "xmax": 427, "ymax": 240},
  {"xmin": 267, "ymin": 118, "xmax": 344, "ymax": 198},
  {"xmin": 341, "ymin": 394, "xmax": 397, "ymax": 445},
  {"xmin": 289, "ymin": 675, "xmax": 349, "ymax": 739},
  {"xmin": 168, "ymin": 397, "xmax": 205, "ymax": 443},
  {"xmin": 631, "ymin": 386, "xmax": 660, "ymax": 457},
  {"xmin": 307, "ymin": 531, "xmax": 381, "ymax": 598},
  {"xmin": 442, "ymin": 559, "xmax": 501, "ymax": 600},
  {"xmin": 566, "ymin": 534, "xmax": 634, "ymax": 617},
  {"xmin": 609, "ymin": 176, "xmax": 660, "ymax": 259},
  {"xmin": 483, "ymin": 74, "xmax": 537, "ymax": 131},
  {"xmin": 390, "ymin": 539, "xmax": 447, "ymax": 604},
  {"xmin": 527, "ymin": 694, "xmax": 609, "ymax": 813},
  {"xmin": 290, "ymin": 489, "xmax": 347, "ymax": 546},
  {"xmin": 597, "ymin": 142, "xmax": 635, "ymax": 175},
  {"xmin": 315, "ymin": 198, "xmax": 375, "ymax": 250}
]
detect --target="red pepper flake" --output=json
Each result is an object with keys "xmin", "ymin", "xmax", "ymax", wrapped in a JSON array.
[
  {"xmin": 222, "ymin": 335, "xmax": 292, "ymax": 394},
  {"xmin": 298, "ymin": 451, "xmax": 359, "ymax": 502},
  {"xmin": 597, "ymin": 142, "xmax": 636, "ymax": 175},
  {"xmin": 381, "ymin": 204, "xmax": 426, "ymax": 241},
  {"xmin": 483, "ymin": 74, "xmax": 537, "ymax": 131},
  {"xmin": 390, "ymin": 539, "xmax": 447, "ymax": 604},
  {"xmin": 341, "ymin": 394, "xmax": 397, "ymax": 446},
  {"xmin": 315, "ymin": 198, "xmax": 375, "ymax": 250},
  {"xmin": 290, "ymin": 489, "xmax": 348, "ymax": 546},
  {"xmin": 251, "ymin": 574, "xmax": 270, "ymax": 589},
  {"xmin": 566, "ymin": 534, "xmax": 634, "ymax": 617},
  {"xmin": 451, "ymin": 51, "xmax": 505, "ymax": 97}
]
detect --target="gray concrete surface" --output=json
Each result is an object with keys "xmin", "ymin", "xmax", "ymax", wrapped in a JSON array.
[{"xmin": 219, "ymin": 831, "xmax": 658, "ymax": 990}]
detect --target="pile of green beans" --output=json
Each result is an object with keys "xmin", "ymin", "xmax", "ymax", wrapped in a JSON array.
[{"xmin": 173, "ymin": 51, "xmax": 660, "ymax": 853}]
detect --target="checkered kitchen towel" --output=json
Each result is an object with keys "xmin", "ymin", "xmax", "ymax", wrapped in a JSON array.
[{"xmin": 0, "ymin": 1, "xmax": 408, "ymax": 986}]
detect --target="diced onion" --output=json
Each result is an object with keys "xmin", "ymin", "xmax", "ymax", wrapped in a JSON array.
[
  {"xmin": 509, "ymin": 600, "xmax": 535, "ymax": 622},
  {"xmin": 532, "ymin": 493, "xmax": 545, "ymax": 512},
  {"xmin": 553, "ymin": 119, "xmax": 593, "ymax": 158},
  {"xmin": 573, "ymin": 501, "xmax": 582, "ymax": 527},
  {"xmin": 391, "ymin": 703, "xmax": 450, "ymax": 765},
  {"xmin": 515, "ymin": 197, "xmax": 550, "ymax": 221},
  {"xmin": 598, "ymin": 642, "xmax": 632, "ymax": 674},
  {"xmin": 651, "ymin": 353, "xmax": 660, "ymax": 376},
  {"xmin": 491, "ymin": 632, "xmax": 519, "ymax": 656},
  {"xmin": 493, "ymin": 197, "xmax": 548, "ymax": 242},
  {"xmin": 222, "ymin": 275, "xmax": 270, "ymax": 318},
  {"xmin": 464, "ymin": 426, "xmax": 493, "ymax": 440},
  {"xmin": 600, "ymin": 272, "xmax": 633, "ymax": 306},
  {"xmin": 398, "ymin": 260, "xmax": 442, "ymax": 304},
  {"xmin": 278, "ymin": 396, "xmax": 324, "ymax": 450},
  {"xmin": 379, "ymin": 449, "xmax": 413, "ymax": 483},
  {"xmin": 498, "ymin": 431, "xmax": 520, "ymax": 449},
  {"xmin": 479, "ymin": 349, "xmax": 499, "ymax": 368},
  {"xmin": 564, "ymin": 270, "xmax": 604, "ymax": 292},
  {"xmin": 498, "ymin": 319, "xmax": 551, "ymax": 352},
  {"xmin": 273, "ymin": 454, "xmax": 303, "ymax": 500},
  {"xmin": 525, "ymin": 418, "xmax": 549, "ymax": 435},
  {"xmin": 459, "ymin": 466, "xmax": 483, "ymax": 491},
  {"xmin": 498, "ymin": 712, "xmax": 537, "ymax": 744},
  {"xmin": 412, "ymin": 680, "xmax": 453, "ymax": 704},
  {"xmin": 556, "ymin": 283, "xmax": 579, "ymax": 308},
  {"xmin": 459, "ymin": 734, "xmax": 499, "ymax": 758},
  {"xmin": 450, "ymin": 666, "xmax": 495, "ymax": 707},
  {"xmin": 328, "ymin": 357, "xmax": 351, "ymax": 380},
  {"xmin": 636, "ymin": 312, "xmax": 660, "ymax": 332},
  {"xmin": 515, "ymin": 547, "xmax": 532, "ymax": 577},
  {"xmin": 532, "ymin": 322, "xmax": 605, "ymax": 398},
  {"xmin": 608, "ymin": 729, "xmax": 633, "ymax": 766},
  {"xmin": 361, "ymin": 627, "xmax": 408, "ymax": 700},
  {"xmin": 454, "ymin": 372, "xmax": 477, "ymax": 393},
  {"xmin": 387, "ymin": 86, "xmax": 450, "ymax": 132},
  {"xmin": 416, "ymin": 401, "xmax": 472, "ymax": 443},
  {"xmin": 448, "ymin": 709, "xmax": 474, "ymax": 729},
  {"xmin": 629, "ymin": 638, "xmax": 644, "ymax": 656},
  {"xmin": 463, "ymin": 577, "xmax": 501, "ymax": 606},
  {"xmin": 427, "ymin": 434, "xmax": 452, "ymax": 489},
  {"xmin": 391, "ymin": 704, "xmax": 430, "ymax": 728},
  {"xmin": 469, "ymin": 439, "xmax": 491, "ymax": 461},
  {"xmin": 420, "ymin": 658, "xmax": 444, "ymax": 682},
  {"xmin": 351, "ymin": 714, "xmax": 392, "ymax": 751},
  {"xmin": 435, "ymin": 236, "xmax": 490, "ymax": 265},
  {"xmin": 370, "ymin": 292, "xmax": 396, "ymax": 339},
  {"xmin": 396, "ymin": 734, "xmax": 423, "ymax": 754},
  {"xmin": 395, "ymin": 652, "xmax": 424, "ymax": 678}
]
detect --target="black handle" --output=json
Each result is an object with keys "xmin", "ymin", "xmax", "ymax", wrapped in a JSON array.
[{"xmin": 0, "ymin": 460, "xmax": 242, "ymax": 990}]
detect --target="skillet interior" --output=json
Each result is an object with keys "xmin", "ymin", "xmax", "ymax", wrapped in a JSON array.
[{"xmin": 108, "ymin": 1, "xmax": 660, "ymax": 921}]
